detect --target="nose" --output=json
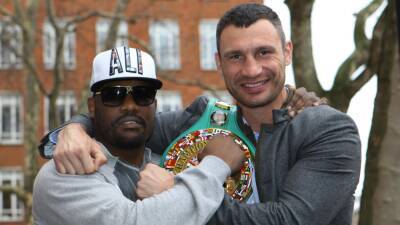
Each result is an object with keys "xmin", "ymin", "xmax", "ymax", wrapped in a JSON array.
[
  {"xmin": 241, "ymin": 56, "xmax": 262, "ymax": 78},
  {"xmin": 120, "ymin": 93, "xmax": 139, "ymax": 112}
]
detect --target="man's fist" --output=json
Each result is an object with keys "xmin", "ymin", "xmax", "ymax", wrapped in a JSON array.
[
  {"xmin": 199, "ymin": 135, "xmax": 246, "ymax": 174},
  {"xmin": 136, "ymin": 164, "xmax": 175, "ymax": 199}
]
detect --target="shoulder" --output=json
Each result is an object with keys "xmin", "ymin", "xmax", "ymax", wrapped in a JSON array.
[
  {"xmin": 292, "ymin": 105, "xmax": 357, "ymax": 130},
  {"xmin": 185, "ymin": 95, "xmax": 210, "ymax": 114},
  {"xmin": 288, "ymin": 105, "xmax": 360, "ymax": 150},
  {"xmin": 34, "ymin": 160, "xmax": 112, "ymax": 193}
]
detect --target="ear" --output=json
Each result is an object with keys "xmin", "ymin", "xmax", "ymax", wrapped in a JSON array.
[
  {"xmin": 154, "ymin": 98, "xmax": 157, "ymax": 112},
  {"xmin": 87, "ymin": 97, "xmax": 95, "ymax": 119},
  {"xmin": 214, "ymin": 52, "xmax": 223, "ymax": 75},
  {"xmin": 284, "ymin": 41, "xmax": 293, "ymax": 66}
]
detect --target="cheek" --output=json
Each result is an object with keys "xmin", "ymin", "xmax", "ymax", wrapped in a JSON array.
[
  {"xmin": 221, "ymin": 64, "xmax": 238, "ymax": 82},
  {"xmin": 142, "ymin": 108, "xmax": 156, "ymax": 131}
]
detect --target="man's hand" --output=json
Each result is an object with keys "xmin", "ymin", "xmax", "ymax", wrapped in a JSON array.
[
  {"xmin": 53, "ymin": 123, "xmax": 107, "ymax": 175},
  {"xmin": 199, "ymin": 135, "xmax": 246, "ymax": 175},
  {"xmin": 136, "ymin": 164, "xmax": 175, "ymax": 199},
  {"xmin": 286, "ymin": 86, "xmax": 328, "ymax": 117}
]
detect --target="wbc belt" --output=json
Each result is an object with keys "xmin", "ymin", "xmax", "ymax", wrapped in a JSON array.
[{"xmin": 160, "ymin": 98, "xmax": 257, "ymax": 202}]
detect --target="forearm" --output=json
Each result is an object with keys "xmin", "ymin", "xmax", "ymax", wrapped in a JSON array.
[
  {"xmin": 38, "ymin": 114, "xmax": 93, "ymax": 159},
  {"xmin": 34, "ymin": 156, "xmax": 230, "ymax": 225},
  {"xmin": 135, "ymin": 156, "xmax": 230, "ymax": 225}
]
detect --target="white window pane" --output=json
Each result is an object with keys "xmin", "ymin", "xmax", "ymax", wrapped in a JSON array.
[
  {"xmin": 199, "ymin": 19, "xmax": 218, "ymax": 70},
  {"xmin": 44, "ymin": 91, "xmax": 77, "ymax": 132},
  {"xmin": 43, "ymin": 22, "xmax": 56, "ymax": 69},
  {"xmin": 64, "ymin": 25, "xmax": 76, "ymax": 69},
  {"xmin": 43, "ymin": 20, "xmax": 76, "ymax": 70},
  {"xmin": 0, "ymin": 94, "xmax": 22, "ymax": 144},
  {"xmin": 0, "ymin": 169, "xmax": 24, "ymax": 222},
  {"xmin": 149, "ymin": 20, "xmax": 180, "ymax": 70},
  {"xmin": 1, "ymin": 106, "xmax": 11, "ymax": 134},
  {"xmin": 0, "ymin": 21, "xmax": 22, "ymax": 69},
  {"xmin": 96, "ymin": 19, "xmax": 128, "ymax": 53},
  {"xmin": 156, "ymin": 91, "xmax": 182, "ymax": 112}
]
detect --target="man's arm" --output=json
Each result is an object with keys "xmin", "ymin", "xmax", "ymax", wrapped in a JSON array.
[
  {"xmin": 33, "ymin": 156, "xmax": 230, "ymax": 225},
  {"xmin": 207, "ymin": 107, "xmax": 361, "ymax": 225},
  {"xmin": 38, "ymin": 91, "xmax": 326, "ymax": 174},
  {"xmin": 38, "ymin": 114, "xmax": 94, "ymax": 159}
]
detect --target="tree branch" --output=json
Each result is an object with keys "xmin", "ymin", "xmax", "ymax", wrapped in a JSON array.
[
  {"xmin": 331, "ymin": 0, "xmax": 384, "ymax": 91},
  {"xmin": 65, "ymin": 10, "xmax": 99, "ymax": 27},
  {"xmin": 0, "ymin": 185, "xmax": 31, "ymax": 204},
  {"xmin": 285, "ymin": 0, "xmax": 324, "ymax": 96},
  {"xmin": 347, "ymin": 3, "xmax": 387, "ymax": 97},
  {"xmin": 354, "ymin": 0, "xmax": 384, "ymax": 50},
  {"xmin": 126, "ymin": 34, "xmax": 151, "ymax": 52}
]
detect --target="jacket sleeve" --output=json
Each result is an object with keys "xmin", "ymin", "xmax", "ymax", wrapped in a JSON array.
[
  {"xmin": 38, "ymin": 96, "xmax": 209, "ymax": 158},
  {"xmin": 33, "ymin": 156, "xmax": 230, "ymax": 225},
  {"xmin": 38, "ymin": 114, "xmax": 93, "ymax": 159},
  {"xmin": 207, "ymin": 106, "xmax": 361, "ymax": 225}
]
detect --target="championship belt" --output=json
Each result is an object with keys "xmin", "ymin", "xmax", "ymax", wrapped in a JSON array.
[{"xmin": 160, "ymin": 98, "xmax": 257, "ymax": 202}]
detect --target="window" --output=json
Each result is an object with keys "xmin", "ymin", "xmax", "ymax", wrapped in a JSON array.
[
  {"xmin": 44, "ymin": 91, "xmax": 77, "ymax": 132},
  {"xmin": 199, "ymin": 19, "xmax": 218, "ymax": 70},
  {"xmin": 0, "ymin": 94, "xmax": 22, "ymax": 145},
  {"xmin": 203, "ymin": 90, "xmax": 233, "ymax": 104},
  {"xmin": 43, "ymin": 20, "xmax": 76, "ymax": 70},
  {"xmin": 96, "ymin": 18, "xmax": 128, "ymax": 53},
  {"xmin": 0, "ymin": 21, "xmax": 22, "ymax": 69},
  {"xmin": 0, "ymin": 169, "xmax": 24, "ymax": 222},
  {"xmin": 156, "ymin": 91, "xmax": 182, "ymax": 112},
  {"xmin": 149, "ymin": 20, "xmax": 180, "ymax": 70}
]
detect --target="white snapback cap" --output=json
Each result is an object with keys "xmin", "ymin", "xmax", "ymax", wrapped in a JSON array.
[{"xmin": 90, "ymin": 46, "xmax": 162, "ymax": 91}]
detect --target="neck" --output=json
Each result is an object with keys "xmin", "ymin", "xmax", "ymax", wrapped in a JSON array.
[
  {"xmin": 109, "ymin": 145, "xmax": 145, "ymax": 166},
  {"xmin": 95, "ymin": 135, "xmax": 145, "ymax": 167},
  {"xmin": 239, "ymin": 88, "xmax": 287, "ymax": 132}
]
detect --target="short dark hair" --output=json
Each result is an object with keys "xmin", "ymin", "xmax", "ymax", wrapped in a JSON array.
[{"xmin": 216, "ymin": 3, "xmax": 286, "ymax": 53}]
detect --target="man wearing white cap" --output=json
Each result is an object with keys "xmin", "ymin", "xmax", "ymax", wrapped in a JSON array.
[{"xmin": 32, "ymin": 46, "xmax": 246, "ymax": 225}]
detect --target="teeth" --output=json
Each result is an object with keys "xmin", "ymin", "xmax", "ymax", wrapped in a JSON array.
[
  {"xmin": 123, "ymin": 121, "xmax": 138, "ymax": 124},
  {"xmin": 243, "ymin": 80, "xmax": 265, "ymax": 88}
]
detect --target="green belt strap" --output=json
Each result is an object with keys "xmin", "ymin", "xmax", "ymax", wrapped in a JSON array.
[{"xmin": 160, "ymin": 97, "xmax": 256, "ymax": 165}]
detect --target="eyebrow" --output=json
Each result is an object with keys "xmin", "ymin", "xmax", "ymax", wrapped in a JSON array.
[{"xmin": 222, "ymin": 45, "xmax": 277, "ymax": 58}]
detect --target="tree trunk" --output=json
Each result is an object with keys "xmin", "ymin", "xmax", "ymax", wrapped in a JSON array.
[
  {"xmin": 285, "ymin": 0, "xmax": 323, "ymax": 96},
  {"xmin": 358, "ymin": 1, "xmax": 399, "ymax": 224},
  {"xmin": 23, "ymin": 73, "xmax": 39, "ymax": 223}
]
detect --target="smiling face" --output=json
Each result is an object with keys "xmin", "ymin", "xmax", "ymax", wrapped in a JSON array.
[
  {"xmin": 88, "ymin": 79, "xmax": 156, "ymax": 152},
  {"xmin": 216, "ymin": 19, "xmax": 292, "ymax": 108}
]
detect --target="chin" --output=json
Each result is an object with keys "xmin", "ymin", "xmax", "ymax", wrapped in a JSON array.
[
  {"xmin": 114, "ymin": 136, "xmax": 146, "ymax": 149},
  {"xmin": 235, "ymin": 93, "xmax": 274, "ymax": 108}
]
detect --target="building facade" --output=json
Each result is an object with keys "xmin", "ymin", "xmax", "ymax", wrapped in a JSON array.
[{"xmin": 0, "ymin": 0, "xmax": 261, "ymax": 224}]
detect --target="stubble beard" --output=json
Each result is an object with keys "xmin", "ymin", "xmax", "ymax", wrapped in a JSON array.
[
  {"xmin": 112, "ymin": 134, "xmax": 146, "ymax": 150},
  {"xmin": 95, "ymin": 119, "xmax": 147, "ymax": 152}
]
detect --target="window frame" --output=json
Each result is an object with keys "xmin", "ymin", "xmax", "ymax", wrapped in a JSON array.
[
  {"xmin": 42, "ymin": 19, "xmax": 76, "ymax": 70},
  {"xmin": 0, "ymin": 168, "xmax": 24, "ymax": 222},
  {"xmin": 0, "ymin": 21, "xmax": 22, "ymax": 70},
  {"xmin": 0, "ymin": 93, "xmax": 23, "ymax": 145},
  {"xmin": 43, "ymin": 91, "xmax": 77, "ymax": 133},
  {"xmin": 156, "ymin": 90, "xmax": 183, "ymax": 113},
  {"xmin": 149, "ymin": 19, "xmax": 181, "ymax": 70},
  {"xmin": 199, "ymin": 19, "xmax": 218, "ymax": 70},
  {"xmin": 96, "ymin": 18, "xmax": 128, "ymax": 53}
]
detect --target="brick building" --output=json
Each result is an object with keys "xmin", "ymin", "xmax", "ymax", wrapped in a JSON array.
[{"xmin": 0, "ymin": 0, "xmax": 261, "ymax": 224}]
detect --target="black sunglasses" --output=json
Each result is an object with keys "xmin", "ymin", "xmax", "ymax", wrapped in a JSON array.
[{"xmin": 94, "ymin": 86, "xmax": 157, "ymax": 107}]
